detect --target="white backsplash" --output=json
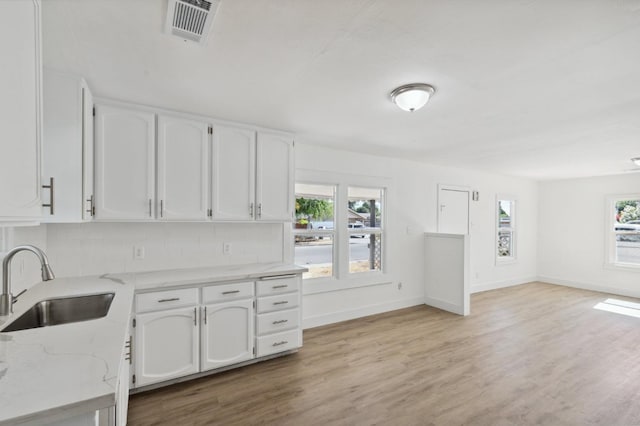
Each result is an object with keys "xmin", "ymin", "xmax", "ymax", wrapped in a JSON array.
[
  {"xmin": 15, "ymin": 222, "xmax": 284, "ymax": 280},
  {"xmin": 4, "ymin": 225, "xmax": 49, "ymax": 295}
]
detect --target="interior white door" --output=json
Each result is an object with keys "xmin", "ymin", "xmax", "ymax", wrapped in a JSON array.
[
  {"xmin": 256, "ymin": 132, "xmax": 294, "ymax": 221},
  {"xmin": 438, "ymin": 187, "xmax": 469, "ymax": 234},
  {"xmin": 157, "ymin": 115, "xmax": 210, "ymax": 221},
  {"xmin": 94, "ymin": 104, "xmax": 155, "ymax": 220},
  {"xmin": 135, "ymin": 307, "xmax": 199, "ymax": 387},
  {"xmin": 211, "ymin": 125, "xmax": 255, "ymax": 220},
  {"xmin": 201, "ymin": 299, "xmax": 254, "ymax": 371}
]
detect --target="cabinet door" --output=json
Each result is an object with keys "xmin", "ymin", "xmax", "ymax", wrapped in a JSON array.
[
  {"xmin": 116, "ymin": 337, "xmax": 131, "ymax": 426},
  {"xmin": 0, "ymin": 0, "xmax": 42, "ymax": 222},
  {"xmin": 134, "ymin": 307, "xmax": 199, "ymax": 387},
  {"xmin": 256, "ymin": 132, "xmax": 294, "ymax": 221},
  {"xmin": 42, "ymin": 70, "xmax": 93, "ymax": 223},
  {"xmin": 94, "ymin": 105, "xmax": 155, "ymax": 220},
  {"xmin": 201, "ymin": 299, "xmax": 254, "ymax": 371},
  {"xmin": 211, "ymin": 125, "xmax": 255, "ymax": 221},
  {"xmin": 157, "ymin": 115, "xmax": 209, "ymax": 221},
  {"xmin": 81, "ymin": 81, "xmax": 94, "ymax": 220}
]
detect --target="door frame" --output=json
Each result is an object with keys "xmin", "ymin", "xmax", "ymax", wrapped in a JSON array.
[{"xmin": 437, "ymin": 184, "xmax": 470, "ymax": 234}]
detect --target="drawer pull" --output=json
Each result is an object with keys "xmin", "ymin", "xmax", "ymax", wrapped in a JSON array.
[
  {"xmin": 272, "ymin": 340, "xmax": 288, "ymax": 347},
  {"xmin": 260, "ymin": 274, "xmax": 296, "ymax": 281},
  {"xmin": 273, "ymin": 301, "xmax": 288, "ymax": 305},
  {"xmin": 272, "ymin": 319, "xmax": 289, "ymax": 325},
  {"xmin": 222, "ymin": 290, "xmax": 240, "ymax": 295},
  {"xmin": 157, "ymin": 297, "xmax": 180, "ymax": 303},
  {"xmin": 272, "ymin": 285, "xmax": 289, "ymax": 289}
]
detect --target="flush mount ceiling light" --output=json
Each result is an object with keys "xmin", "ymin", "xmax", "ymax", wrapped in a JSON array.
[
  {"xmin": 632, "ymin": 157, "xmax": 640, "ymax": 166},
  {"xmin": 390, "ymin": 83, "xmax": 436, "ymax": 112}
]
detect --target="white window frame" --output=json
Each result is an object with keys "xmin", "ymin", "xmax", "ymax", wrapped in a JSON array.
[
  {"xmin": 293, "ymin": 169, "xmax": 391, "ymax": 295},
  {"xmin": 496, "ymin": 195, "xmax": 517, "ymax": 264},
  {"xmin": 292, "ymin": 183, "xmax": 337, "ymax": 280},
  {"xmin": 605, "ymin": 194, "xmax": 640, "ymax": 271},
  {"xmin": 347, "ymin": 186, "xmax": 384, "ymax": 275}
]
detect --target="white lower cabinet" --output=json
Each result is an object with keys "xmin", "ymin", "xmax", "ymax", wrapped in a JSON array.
[
  {"xmin": 132, "ymin": 274, "xmax": 302, "ymax": 390},
  {"xmin": 201, "ymin": 299, "xmax": 254, "ymax": 371},
  {"xmin": 134, "ymin": 306, "xmax": 199, "ymax": 387}
]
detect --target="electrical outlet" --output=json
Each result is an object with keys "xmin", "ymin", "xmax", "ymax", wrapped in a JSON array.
[
  {"xmin": 223, "ymin": 242, "xmax": 232, "ymax": 255},
  {"xmin": 397, "ymin": 282, "xmax": 403, "ymax": 290},
  {"xmin": 133, "ymin": 245, "xmax": 145, "ymax": 260}
]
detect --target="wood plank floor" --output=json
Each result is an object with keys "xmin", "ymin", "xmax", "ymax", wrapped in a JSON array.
[{"xmin": 128, "ymin": 283, "xmax": 640, "ymax": 426}]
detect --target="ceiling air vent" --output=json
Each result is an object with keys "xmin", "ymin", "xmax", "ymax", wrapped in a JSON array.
[{"xmin": 166, "ymin": 0, "xmax": 219, "ymax": 44}]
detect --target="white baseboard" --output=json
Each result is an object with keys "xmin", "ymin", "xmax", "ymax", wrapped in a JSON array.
[
  {"xmin": 424, "ymin": 296, "xmax": 464, "ymax": 315},
  {"xmin": 537, "ymin": 276, "xmax": 640, "ymax": 299},
  {"xmin": 303, "ymin": 296, "xmax": 425, "ymax": 329},
  {"xmin": 471, "ymin": 276, "xmax": 536, "ymax": 294}
]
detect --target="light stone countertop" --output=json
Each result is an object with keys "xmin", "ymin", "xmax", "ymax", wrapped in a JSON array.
[
  {"xmin": 0, "ymin": 262, "xmax": 305, "ymax": 425},
  {"xmin": 0, "ymin": 275, "xmax": 134, "ymax": 425},
  {"xmin": 110, "ymin": 262, "xmax": 308, "ymax": 292}
]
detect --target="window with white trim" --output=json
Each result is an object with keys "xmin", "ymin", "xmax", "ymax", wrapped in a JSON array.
[
  {"xmin": 293, "ymin": 183, "xmax": 336, "ymax": 279},
  {"xmin": 292, "ymin": 181, "xmax": 386, "ymax": 281},
  {"xmin": 497, "ymin": 198, "xmax": 516, "ymax": 261},
  {"xmin": 348, "ymin": 186, "xmax": 383, "ymax": 274},
  {"xmin": 608, "ymin": 197, "xmax": 640, "ymax": 267}
]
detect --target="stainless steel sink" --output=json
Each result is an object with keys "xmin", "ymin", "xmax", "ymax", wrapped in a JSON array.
[{"xmin": 1, "ymin": 293, "xmax": 115, "ymax": 332}]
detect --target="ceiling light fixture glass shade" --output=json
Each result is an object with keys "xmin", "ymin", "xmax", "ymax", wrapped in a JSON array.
[
  {"xmin": 632, "ymin": 157, "xmax": 640, "ymax": 166},
  {"xmin": 390, "ymin": 83, "xmax": 436, "ymax": 112}
]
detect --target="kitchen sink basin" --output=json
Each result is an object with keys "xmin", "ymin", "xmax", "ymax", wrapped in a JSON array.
[{"xmin": 1, "ymin": 293, "xmax": 115, "ymax": 333}]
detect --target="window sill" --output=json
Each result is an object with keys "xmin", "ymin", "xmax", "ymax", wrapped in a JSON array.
[
  {"xmin": 604, "ymin": 262, "xmax": 640, "ymax": 272},
  {"xmin": 303, "ymin": 271, "xmax": 392, "ymax": 295}
]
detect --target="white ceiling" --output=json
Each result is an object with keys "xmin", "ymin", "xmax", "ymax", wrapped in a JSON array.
[{"xmin": 42, "ymin": 0, "xmax": 640, "ymax": 180}]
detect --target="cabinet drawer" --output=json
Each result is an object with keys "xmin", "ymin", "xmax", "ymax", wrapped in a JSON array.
[
  {"xmin": 136, "ymin": 288, "xmax": 198, "ymax": 313},
  {"xmin": 202, "ymin": 281, "xmax": 254, "ymax": 304},
  {"xmin": 257, "ymin": 292, "xmax": 299, "ymax": 313},
  {"xmin": 256, "ymin": 275, "xmax": 299, "ymax": 296},
  {"xmin": 256, "ymin": 329, "xmax": 300, "ymax": 357},
  {"xmin": 256, "ymin": 309, "xmax": 300, "ymax": 336}
]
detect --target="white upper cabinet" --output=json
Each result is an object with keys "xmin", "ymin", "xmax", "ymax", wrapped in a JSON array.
[
  {"xmin": 256, "ymin": 132, "xmax": 294, "ymax": 221},
  {"xmin": 42, "ymin": 69, "xmax": 94, "ymax": 222},
  {"xmin": 0, "ymin": 0, "xmax": 42, "ymax": 223},
  {"xmin": 94, "ymin": 104, "xmax": 156, "ymax": 220},
  {"xmin": 211, "ymin": 125, "xmax": 256, "ymax": 221},
  {"xmin": 157, "ymin": 115, "xmax": 210, "ymax": 221}
]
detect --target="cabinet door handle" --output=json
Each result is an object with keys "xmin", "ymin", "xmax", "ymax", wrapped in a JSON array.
[
  {"xmin": 272, "ymin": 285, "xmax": 289, "ymax": 289},
  {"xmin": 149, "ymin": 199, "xmax": 152, "ymax": 217},
  {"xmin": 157, "ymin": 297, "xmax": 180, "ymax": 303},
  {"xmin": 160, "ymin": 200, "xmax": 164, "ymax": 218},
  {"xmin": 260, "ymin": 274, "xmax": 296, "ymax": 281},
  {"xmin": 42, "ymin": 177, "xmax": 55, "ymax": 215},
  {"xmin": 249, "ymin": 202, "xmax": 254, "ymax": 218},
  {"xmin": 273, "ymin": 301, "xmax": 288, "ymax": 305},
  {"xmin": 257, "ymin": 203, "xmax": 262, "ymax": 219},
  {"xmin": 272, "ymin": 340, "xmax": 288, "ymax": 347},
  {"xmin": 203, "ymin": 306, "xmax": 207, "ymax": 324},
  {"xmin": 222, "ymin": 290, "xmax": 240, "ymax": 295},
  {"xmin": 86, "ymin": 195, "xmax": 94, "ymax": 216},
  {"xmin": 194, "ymin": 307, "xmax": 197, "ymax": 326},
  {"xmin": 272, "ymin": 319, "xmax": 288, "ymax": 325}
]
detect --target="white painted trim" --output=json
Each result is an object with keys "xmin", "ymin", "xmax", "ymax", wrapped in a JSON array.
[
  {"xmin": 537, "ymin": 275, "xmax": 640, "ymax": 299},
  {"xmin": 303, "ymin": 296, "xmax": 424, "ymax": 329},
  {"xmin": 424, "ymin": 296, "xmax": 465, "ymax": 315},
  {"xmin": 471, "ymin": 276, "xmax": 536, "ymax": 293}
]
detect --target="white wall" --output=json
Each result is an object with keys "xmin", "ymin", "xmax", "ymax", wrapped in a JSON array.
[
  {"xmin": 5, "ymin": 144, "xmax": 538, "ymax": 329},
  {"xmin": 296, "ymin": 143, "xmax": 538, "ymax": 328},
  {"xmin": 538, "ymin": 173, "xmax": 640, "ymax": 296}
]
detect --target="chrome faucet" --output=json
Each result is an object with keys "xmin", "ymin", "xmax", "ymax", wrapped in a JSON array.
[{"xmin": 0, "ymin": 245, "xmax": 55, "ymax": 316}]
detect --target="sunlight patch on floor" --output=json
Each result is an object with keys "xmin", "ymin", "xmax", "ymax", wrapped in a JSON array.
[{"xmin": 594, "ymin": 298, "xmax": 640, "ymax": 318}]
